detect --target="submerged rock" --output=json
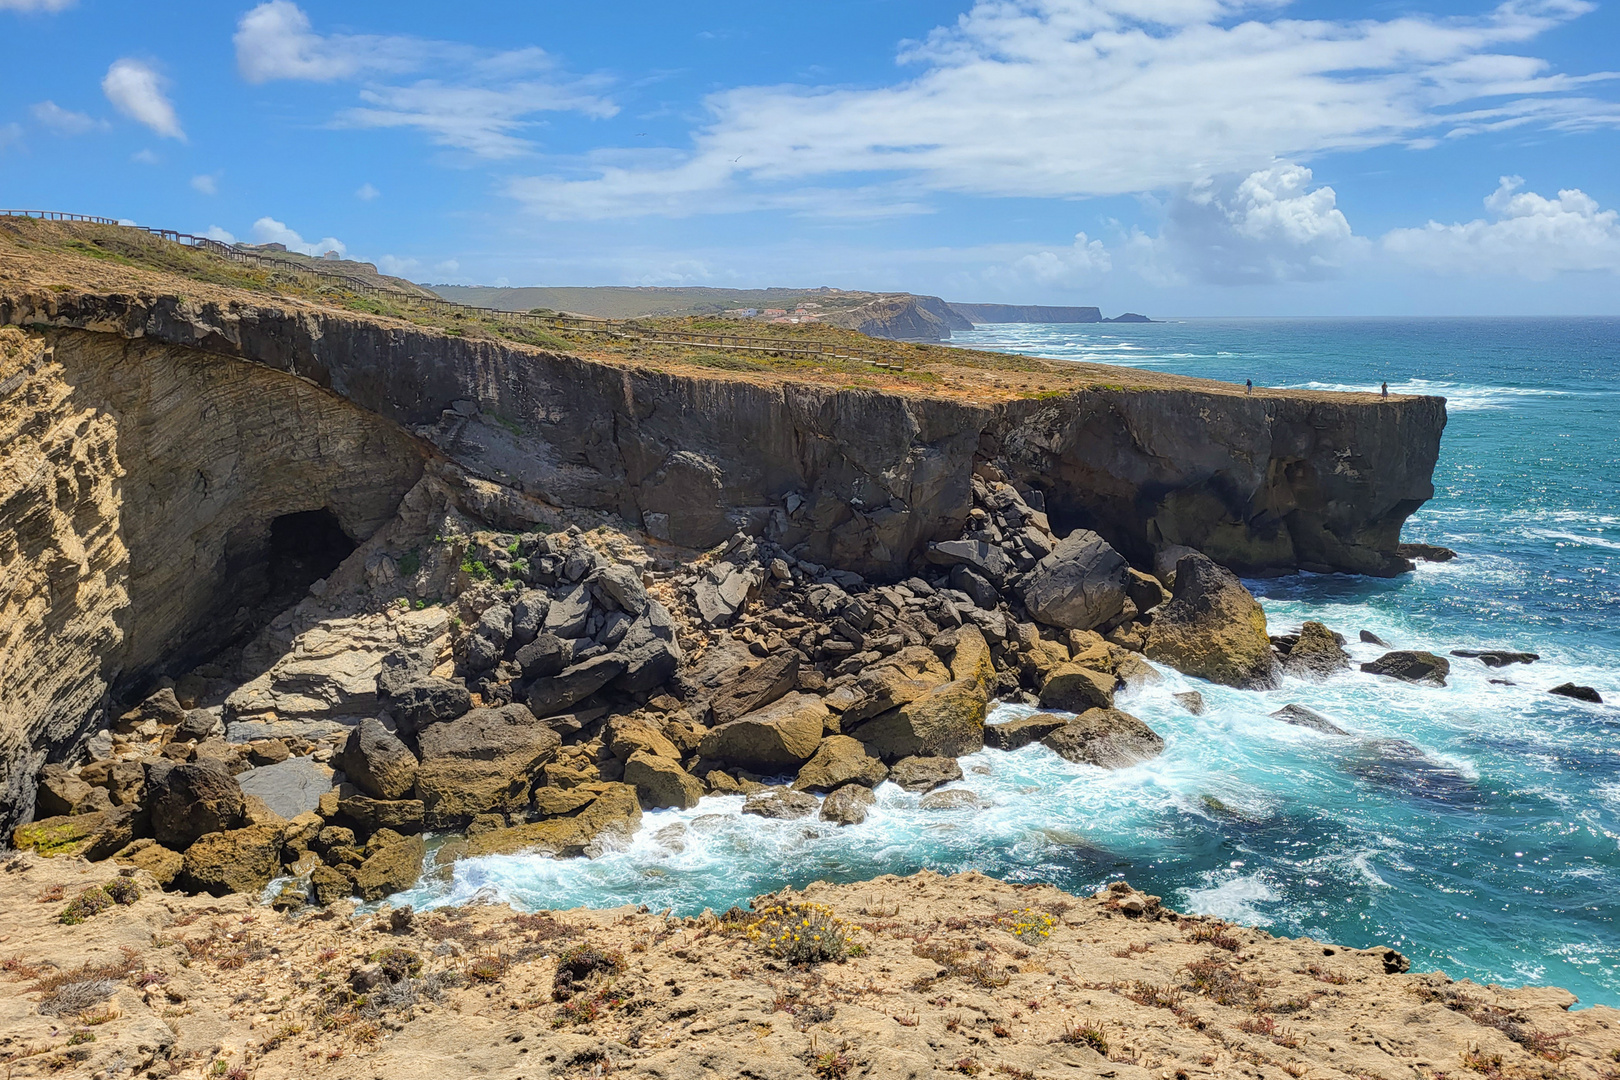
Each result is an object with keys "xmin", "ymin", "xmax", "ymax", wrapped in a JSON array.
[
  {"xmin": 888, "ymin": 756, "xmax": 963, "ymax": 793},
  {"xmin": 1270, "ymin": 704, "xmax": 1348, "ymax": 735},
  {"xmin": 1451, "ymin": 648, "xmax": 1539, "ymax": 668},
  {"xmin": 985, "ymin": 712, "xmax": 1068, "ymax": 751},
  {"xmin": 741, "ymin": 787, "xmax": 819, "ymax": 820},
  {"xmin": 1281, "ymin": 622, "xmax": 1350, "ymax": 679},
  {"xmin": 1360, "ymin": 650, "xmax": 1450, "ymax": 687},
  {"xmin": 1171, "ymin": 691, "xmax": 1205, "ymax": 716},
  {"xmin": 1143, "ymin": 553, "xmax": 1278, "ymax": 690},
  {"xmin": 820, "ymin": 783, "xmax": 875, "ymax": 826},
  {"xmin": 1359, "ymin": 629, "xmax": 1390, "ymax": 647}
]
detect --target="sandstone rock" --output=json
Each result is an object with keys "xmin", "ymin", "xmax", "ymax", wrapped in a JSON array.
[
  {"xmin": 840, "ymin": 647, "xmax": 953, "ymax": 728},
  {"xmin": 1360, "ymin": 651, "xmax": 1450, "ymax": 687},
  {"xmin": 855, "ymin": 679, "xmax": 987, "ymax": 762},
  {"xmin": 1143, "ymin": 553, "xmax": 1278, "ymax": 690},
  {"xmin": 1549, "ymin": 682, "xmax": 1602, "ymax": 704},
  {"xmin": 934, "ymin": 625, "xmax": 994, "ymax": 694},
  {"xmin": 1282, "ymin": 621, "xmax": 1351, "ymax": 679},
  {"xmin": 385, "ymin": 676, "xmax": 473, "ymax": 735},
  {"xmin": 34, "ymin": 764, "xmax": 96, "ymax": 818},
  {"xmin": 12, "ymin": 808, "xmax": 135, "ymax": 859},
  {"xmin": 698, "ymin": 693, "xmax": 828, "ymax": 772},
  {"xmin": 338, "ymin": 793, "xmax": 425, "ymax": 835},
  {"xmin": 985, "ymin": 712, "xmax": 1068, "ymax": 752},
  {"xmin": 1024, "ymin": 640, "xmax": 1073, "ymax": 686},
  {"xmin": 416, "ymin": 704, "xmax": 561, "ymax": 827},
  {"xmin": 463, "ymin": 783, "xmax": 641, "ymax": 859},
  {"xmin": 604, "ymin": 715, "xmax": 681, "ymax": 761},
  {"xmin": 820, "ymin": 784, "xmax": 875, "ymax": 826},
  {"xmin": 1038, "ymin": 663, "xmax": 1117, "ymax": 714},
  {"xmin": 114, "ymin": 839, "xmax": 183, "ymax": 887},
  {"xmin": 79, "ymin": 759, "xmax": 147, "ymax": 808},
  {"xmin": 310, "ymin": 864, "xmax": 353, "ymax": 905},
  {"xmin": 527, "ymin": 654, "xmax": 627, "ymax": 718},
  {"xmin": 147, "ymin": 759, "xmax": 246, "ymax": 850},
  {"xmin": 1271, "ymin": 704, "xmax": 1348, "ymax": 735},
  {"xmin": 515, "ymin": 633, "xmax": 574, "ymax": 681},
  {"xmin": 1112, "ymin": 651, "xmax": 1160, "ymax": 688},
  {"xmin": 1040, "ymin": 709, "xmax": 1165, "ymax": 769},
  {"xmin": 1022, "ymin": 530, "xmax": 1129, "ymax": 631},
  {"xmin": 708, "ymin": 653, "xmax": 800, "ymax": 725},
  {"xmin": 237, "ymin": 756, "xmax": 334, "ymax": 820},
  {"xmin": 182, "ymin": 825, "xmax": 283, "ymax": 896},
  {"xmin": 888, "ymin": 756, "xmax": 963, "ymax": 793},
  {"xmin": 741, "ymin": 787, "xmax": 819, "ymax": 819},
  {"xmin": 354, "ymin": 835, "xmax": 427, "ymax": 901},
  {"xmin": 793, "ymin": 736, "xmax": 888, "ymax": 792},
  {"xmin": 339, "ymin": 718, "xmax": 419, "ymax": 800},
  {"xmin": 623, "ymin": 751, "xmax": 704, "ymax": 810},
  {"xmin": 1172, "ymin": 691, "xmax": 1205, "ymax": 715}
]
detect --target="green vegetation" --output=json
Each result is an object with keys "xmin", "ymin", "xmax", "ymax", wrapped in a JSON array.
[
  {"xmin": 59, "ymin": 878, "xmax": 140, "ymax": 925},
  {"xmin": 397, "ymin": 549, "xmax": 421, "ymax": 577}
]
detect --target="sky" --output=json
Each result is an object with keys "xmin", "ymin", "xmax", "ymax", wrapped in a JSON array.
[{"xmin": 1, "ymin": 0, "xmax": 1618, "ymax": 316}]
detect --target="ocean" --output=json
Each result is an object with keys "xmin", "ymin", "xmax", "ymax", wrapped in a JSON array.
[{"xmin": 393, "ymin": 318, "xmax": 1620, "ymax": 1008}]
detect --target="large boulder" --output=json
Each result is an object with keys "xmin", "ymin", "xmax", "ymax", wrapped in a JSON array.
[
  {"xmin": 339, "ymin": 718, "xmax": 419, "ymax": 800},
  {"xmin": 698, "ymin": 693, "xmax": 828, "ymax": 772},
  {"xmin": 1142, "ymin": 553, "xmax": 1279, "ymax": 689},
  {"xmin": 1549, "ymin": 682, "xmax": 1602, "ymax": 704},
  {"xmin": 147, "ymin": 759, "xmax": 246, "ymax": 850},
  {"xmin": 384, "ymin": 675, "xmax": 473, "ymax": 735},
  {"xmin": 515, "ymin": 633, "xmax": 574, "ymax": 681},
  {"xmin": 588, "ymin": 565, "xmax": 649, "ymax": 616},
  {"xmin": 1021, "ymin": 530, "xmax": 1130, "ymax": 631},
  {"xmin": 337, "ymin": 792, "xmax": 425, "ymax": 834},
  {"xmin": 604, "ymin": 715, "xmax": 682, "ymax": 761},
  {"xmin": 935, "ymin": 625, "xmax": 994, "ymax": 695},
  {"xmin": 1040, "ymin": 708, "xmax": 1165, "ymax": 769},
  {"xmin": 1038, "ymin": 663, "xmax": 1117, "ymax": 714},
  {"xmin": 613, "ymin": 601, "xmax": 684, "ymax": 694},
  {"xmin": 838, "ymin": 648, "xmax": 953, "ymax": 728},
  {"xmin": 888, "ymin": 756, "xmax": 963, "ymax": 793},
  {"xmin": 985, "ymin": 712, "xmax": 1069, "ymax": 752},
  {"xmin": 12, "ymin": 808, "xmax": 135, "ymax": 860},
  {"xmin": 693, "ymin": 560, "xmax": 761, "ymax": 627},
  {"xmin": 34, "ymin": 764, "xmax": 97, "ymax": 817},
  {"xmin": 237, "ymin": 756, "xmax": 334, "ymax": 820},
  {"xmin": 354, "ymin": 835, "xmax": 427, "ymax": 901},
  {"xmin": 1360, "ymin": 651, "xmax": 1450, "ymax": 687},
  {"xmin": 925, "ymin": 539, "xmax": 1015, "ymax": 588},
  {"xmin": 415, "ymin": 703, "xmax": 561, "ymax": 827},
  {"xmin": 527, "ymin": 654, "xmax": 627, "ymax": 718},
  {"xmin": 708, "ymin": 653, "xmax": 800, "ymax": 725},
  {"xmin": 793, "ymin": 736, "xmax": 888, "ymax": 792},
  {"xmin": 741, "ymin": 787, "xmax": 819, "ymax": 819},
  {"xmin": 622, "ymin": 751, "xmax": 704, "ymax": 810},
  {"xmin": 114, "ymin": 839, "xmax": 183, "ymax": 887},
  {"xmin": 463, "ymin": 783, "xmax": 641, "ymax": 859},
  {"xmin": 853, "ymin": 680, "xmax": 987, "ymax": 762},
  {"xmin": 1282, "ymin": 621, "xmax": 1350, "ymax": 679},
  {"xmin": 181, "ymin": 825, "xmax": 283, "ymax": 896}
]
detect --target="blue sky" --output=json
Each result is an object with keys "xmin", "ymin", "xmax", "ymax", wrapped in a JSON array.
[{"xmin": 2, "ymin": 0, "xmax": 1618, "ymax": 315}]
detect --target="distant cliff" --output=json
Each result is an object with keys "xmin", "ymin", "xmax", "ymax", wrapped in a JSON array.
[
  {"xmin": 822, "ymin": 294, "xmax": 974, "ymax": 342},
  {"xmin": 948, "ymin": 303, "xmax": 1103, "ymax": 324}
]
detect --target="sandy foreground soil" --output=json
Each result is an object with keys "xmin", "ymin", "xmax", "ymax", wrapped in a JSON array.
[{"xmin": 2, "ymin": 852, "xmax": 1616, "ymax": 1080}]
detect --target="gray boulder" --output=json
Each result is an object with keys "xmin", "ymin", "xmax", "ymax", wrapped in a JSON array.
[
  {"xmin": 1270, "ymin": 704, "xmax": 1348, "ymax": 735},
  {"xmin": 926, "ymin": 539, "xmax": 1015, "ymax": 588},
  {"xmin": 544, "ymin": 583, "xmax": 592, "ymax": 638},
  {"xmin": 613, "ymin": 601, "xmax": 683, "ymax": 694},
  {"xmin": 1360, "ymin": 650, "xmax": 1450, "ymax": 687},
  {"xmin": 709, "ymin": 653, "xmax": 800, "ymax": 725},
  {"xmin": 516, "ymin": 632, "xmax": 574, "ymax": 681},
  {"xmin": 527, "ymin": 654, "xmax": 627, "ymax": 718},
  {"xmin": 1022, "ymin": 530, "xmax": 1129, "ymax": 632},
  {"xmin": 511, "ymin": 589, "xmax": 550, "ymax": 648},
  {"xmin": 146, "ymin": 759, "xmax": 246, "ymax": 850},
  {"xmin": 741, "ymin": 787, "xmax": 819, "ymax": 820},
  {"xmin": 339, "ymin": 718, "xmax": 419, "ymax": 799},
  {"xmin": 693, "ymin": 560, "xmax": 761, "ymax": 627},
  {"xmin": 384, "ymin": 676, "xmax": 473, "ymax": 735},
  {"xmin": 237, "ymin": 756, "xmax": 334, "ymax": 820},
  {"xmin": 1282, "ymin": 621, "xmax": 1350, "ymax": 679},
  {"xmin": 588, "ymin": 565, "xmax": 648, "ymax": 616}
]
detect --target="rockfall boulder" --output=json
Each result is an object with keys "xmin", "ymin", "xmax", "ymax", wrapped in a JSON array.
[
  {"xmin": 698, "ymin": 693, "xmax": 828, "ymax": 772},
  {"xmin": 1143, "ymin": 553, "xmax": 1278, "ymax": 690},
  {"xmin": 1040, "ymin": 708, "xmax": 1165, "ymax": 769},
  {"xmin": 1021, "ymin": 530, "xmax": 1129, "ymax": 631},
  {"xmin": 415, "ymin": 703, "xmax": 561, "ymax": 827}
]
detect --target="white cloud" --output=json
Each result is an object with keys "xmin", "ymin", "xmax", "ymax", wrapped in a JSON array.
[
  {"xmin": 375, "ymin": 254, "xmax": 419, "ymax": 276},
  {"xmin": 131, "ymin": 148, "xmax": 160, "ymax": 165},
  {"xmin": 234, "ymin": 2, "xmax": 615, "ymax": 158},
  {"xmin": 102, "ymin": 59, "xmax": 184, "ymax": 140},
  {"xmin": 1382, "ymin": 176, "xmax": 1620, "ymax": 278},
  {"xmin": 30, "ymin": 100, "xmax": 102, "ymax": 135},
  {"xmin": 0, "ymin": 0, "xmax": 75, "ymax": 10},
  {"xmin": 507, "ymin": 0, "xmax": 1618, "ymax": 220},
  {"xmin": 433, "ymin": 259, "xmax": 461, "ymax": 276},
  {"xmin": 204, "ymin": 226, "xmax": 237, "ymax": 244},
  {"xmin": 1001, "ymin": 232, "xmax": 1113, "ymax": 286},
  {"xmin": 191, "ymin": 172, "xmax": 221, "ymax": 195},
  {"xmin": 250, "ymin": 216, "xmax": 347, "ymax": 257},
  {"xmin": 355, "ymin": 182, "xmax": 380, "ymax": 200}
]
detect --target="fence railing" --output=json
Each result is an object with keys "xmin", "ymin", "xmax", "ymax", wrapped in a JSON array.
[{"xmin": 0, "ymin": 211, "xmax": 895, "ymax": 368}]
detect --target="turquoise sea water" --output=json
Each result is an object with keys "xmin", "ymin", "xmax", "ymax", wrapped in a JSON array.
[{"xmin": 394, "ymin": 318, "xmax": 1620, "ymax": 1008}]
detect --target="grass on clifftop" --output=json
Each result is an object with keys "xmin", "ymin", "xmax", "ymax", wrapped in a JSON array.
[{"xmin": 0, "ymin": 218, "xmax": 1378, "ymax": 404}]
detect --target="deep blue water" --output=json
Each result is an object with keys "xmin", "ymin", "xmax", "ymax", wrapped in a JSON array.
[{"xmin": 393, "ymin": 318, "xmax": 1620, "ymax": 1008}]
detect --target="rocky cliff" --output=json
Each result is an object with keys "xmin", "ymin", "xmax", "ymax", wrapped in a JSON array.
[
  {"xmin": 948, "ymin": 303, "xmax": 1103, "ymax": 324},
  {"xmin": 821, "ymin": 293, "xmax": 974, "ymax": 341}
]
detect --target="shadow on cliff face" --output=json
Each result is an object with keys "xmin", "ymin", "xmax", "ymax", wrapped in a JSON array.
[{"xmin": 266, "ymin": 509, "xmax": 356, "ymax": 609}]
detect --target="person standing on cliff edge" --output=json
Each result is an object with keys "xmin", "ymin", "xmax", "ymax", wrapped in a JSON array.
[
  {"xmin": 1245, "ymin": 379, "xmax": 1253, "ymax": 395},
  {"xmin": 1381, "ymin": 381, "xmax": 1389, "ymax": 398}
]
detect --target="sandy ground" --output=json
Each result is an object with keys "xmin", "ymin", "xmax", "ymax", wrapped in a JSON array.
[{"xmin": 3, "ymin": 852, "xmax": 1616, "ymax": 1080}]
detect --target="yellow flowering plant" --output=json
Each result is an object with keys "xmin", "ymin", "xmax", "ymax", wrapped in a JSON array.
[{"xmin": 745, "ymin": 902, "xmax": 851, "ymax": 964}]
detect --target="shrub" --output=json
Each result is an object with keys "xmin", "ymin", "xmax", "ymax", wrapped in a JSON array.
[
  {"xmin": 1060, "ymin": 1019, "xmax": 1108, "ymax": 1053},
  {"xmin": 397, "ymin": 549, "xmax": 421, "ymax": 577},
  {"xmin": 58, "ymin": 887, "xmax": 114, "ymax": 925},
  {"xmin": 368, "ymin": 947, "xmax": 422, "ymax": 983},
  {"xmin": 552, "ymin": 943, "xmax": 625, "ymax": 998},
  {"xmin": 747, "ymin": 903, "xmax": 850, "ymax": 965},
  {"xmin": 994, "ymin": 908, "xmax": 1057, "ymax": 944},
  {"xmin": 459, "ymin": 558, "xmax": 490, "ymax": 580}
]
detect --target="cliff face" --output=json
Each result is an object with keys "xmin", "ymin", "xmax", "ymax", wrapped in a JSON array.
[
  {"xmin": 822, "ymin": 294, "xmax": 974, "ymax": 341},
  {"xmin": 948, "ymin": 303, "xmax": 1103, "ymax": 324},
  {"xmin": 0, "ymin": 323, "xmax": 425, "ymax": 828}
]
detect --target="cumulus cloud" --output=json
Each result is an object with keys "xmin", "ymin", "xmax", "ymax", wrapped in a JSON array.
[
  {"xmin": 1382, "ymin": 176, "xmax": 1620, "ymax": 277},
  {"xmin": 375, "ymin": 254, "xmax": 419, "ymax": 276},
  {"xmin": 250, "ymin": 216, "xmax": 347, "ymax": 257},
  {"xmin": 507, "ymin": 0, "xmax": 1618, "ymax": 220},
  {"xmin": 233, "ymin": 2, "xmax": 615, "ymax": 158},
  {"xmin": 1002, "ymin": 232, "xmax": 1113, "ymax": 285},
  {"xmin": 131, "ymin": 148, "xmax": 160, "ymax": 165},
  {"xmin": 102, "ymin": 59, "xmax": 183, "ymax": 140},
  {"xmin": 204, "ymin": 226, "xmax": 237, "ymax": 244},
  {"xmin": 30, "ymin": 100, "xmax": 102, "ymax": 135},
  {"xmin": 191, "ymin": 172, "xmax": 221, "ymax": 195}
]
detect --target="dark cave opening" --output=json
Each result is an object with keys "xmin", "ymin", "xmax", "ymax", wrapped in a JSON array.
[{"xmin": 265, "ymin": 508, "xmax": 356, "ymax": 608}]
